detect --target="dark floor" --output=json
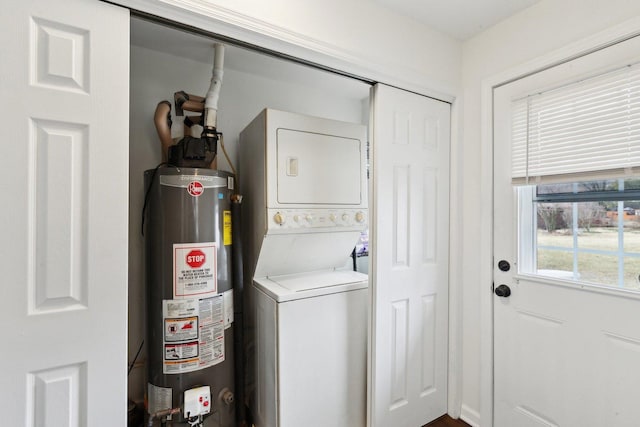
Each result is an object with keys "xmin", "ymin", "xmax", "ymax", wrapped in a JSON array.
[{"xmin": 424, "ymin": 414, "xmax": 472, "ymax": 427}]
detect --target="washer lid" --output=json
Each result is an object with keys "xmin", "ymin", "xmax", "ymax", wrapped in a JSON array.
[
  {"xmin": 254, "ymin": 270, "xmax": 368, "ymax": 302},
  {"xmin": 271, "ymin": 270, "xmax": 367, "ymax": 292}
]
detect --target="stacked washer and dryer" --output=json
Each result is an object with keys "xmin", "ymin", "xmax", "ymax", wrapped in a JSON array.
[{"xmin": 239, "ymin": 109, "xmax": 369, "ymax": 427}]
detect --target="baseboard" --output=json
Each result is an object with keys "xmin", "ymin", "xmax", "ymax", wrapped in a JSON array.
[{"xmin": 460, "ymin": 404, "xmax": 481, "ymax": 427}]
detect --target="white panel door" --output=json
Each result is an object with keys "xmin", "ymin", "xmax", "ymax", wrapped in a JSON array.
[
  {"xmin": 493, "ymin": 35, "xmax": 640, "ymax": 427},
  {"xmin": 369, "ymin": 84, "xmax": 450, "ymax": 427},
  {"xmin": 0, "ymin": 0, "xmax": 129, "ymax": 425}
]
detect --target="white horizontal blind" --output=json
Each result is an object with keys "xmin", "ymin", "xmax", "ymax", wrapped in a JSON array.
[{"xmin": 511, "ymin": 64, "xmax": 640, "ymax": 184}]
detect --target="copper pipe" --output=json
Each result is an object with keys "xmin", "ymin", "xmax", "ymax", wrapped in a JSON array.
[
  {"xmin": 183, "ymin": 93, "xmax": 205, "ymax": 103},
  {"xmin": 153, "ymin": 101, "xmax": 173, "ymax": 162},
  {"xmin": 174, "ymin": 90, "xmax": 205, "ymax": 104},
  {"xmin": 174, "ymin": 91, "xmax": 205, "ymax": 115},
  {"xmin": 147, "ymin": 407, "xmax": 181, "ymax": 427},
  {"xmin": 180, "ymin": 100, "xmax": 204, "ymax": 113}
]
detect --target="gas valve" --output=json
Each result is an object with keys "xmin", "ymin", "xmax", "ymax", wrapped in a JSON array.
[{"xmin": 184, "ymin": 386, "xmax": 211, "ymax": 419}]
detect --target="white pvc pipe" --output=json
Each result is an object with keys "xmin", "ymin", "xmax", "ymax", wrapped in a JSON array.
[{"xmin": 204, "ymin": 43, "xmax": 225, "ymax": 129}]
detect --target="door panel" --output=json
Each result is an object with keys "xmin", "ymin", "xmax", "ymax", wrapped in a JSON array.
[
  {"xmin": 493, "ymin": 35, "xmax": 640, "ymax": 427},
  {"xmin": 369, "ymin": 84, "xmax": 450, "ymax": 426},
  {"xmin": 0, "ymin": 0, "xmax": 129, "ymax": 425}
]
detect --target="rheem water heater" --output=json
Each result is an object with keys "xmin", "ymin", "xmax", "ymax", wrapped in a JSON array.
[{"xmin": 144, "ymin": 168, "xmax": 236, "ymax": 427}]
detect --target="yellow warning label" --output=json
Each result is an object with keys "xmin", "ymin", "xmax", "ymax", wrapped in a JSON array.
[{"xmin": 223, "ymin": 211, "xmax": 232, "ymax": 246}]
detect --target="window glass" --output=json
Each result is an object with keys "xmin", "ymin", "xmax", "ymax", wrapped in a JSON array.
[
  {"xmin": 576, "ymin": 253, "xmax": 618, "ymax": 285},
  {"xmin": 520, "ymin": 180, "xmax": 640, "ymax": 292},
  {"xmin": 536, "ymin": 179, "xmax": 640, "ymax": 196},
  {"xmin": 537, "ymin": 180, "xmax": 619, "ymax": 196},
  {"xmin": 623, "ymin": 258, "xmax": 640, "ymax": 291}
]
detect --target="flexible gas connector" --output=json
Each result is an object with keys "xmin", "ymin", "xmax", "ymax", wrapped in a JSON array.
[{"xmin": 147, "ymin": 407, "xmax": 181, "ymax": 427}]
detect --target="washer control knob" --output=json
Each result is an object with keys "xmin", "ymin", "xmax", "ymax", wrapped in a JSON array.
[
  {"xmin": 329, "ymin": 214, "xmax": 337, "ymax": 222},
  {"xmin": 355, "ymin": 211, "xmax": 365, "ymax": 223},
  {"xmin": 274, "ymin": 212, "xmax": 285, "ymax": 225},
  {"xmin": 305, "ymin": 214, "xmax": 313, "ymax": 222},
  {"xmin": 293, "ymin": 215, "xmax": 300, "ymax": 222},
  {"xmin": 342, "ymin": 213, "xmax": 350, "ymax": 221}
]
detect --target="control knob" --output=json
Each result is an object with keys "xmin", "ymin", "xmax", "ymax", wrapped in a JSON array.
[
  {"xmin": 273, "ymin": 212, "xmax": 285, "ymax": 225},
  {"xmin": 355, "ymin": 211, "xmax": 365, "ymax": 223}
]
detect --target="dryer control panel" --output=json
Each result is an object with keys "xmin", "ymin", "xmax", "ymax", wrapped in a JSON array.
[{"xmin": 267, "ymin": 208, "xmax": 367, "ymax": 233}]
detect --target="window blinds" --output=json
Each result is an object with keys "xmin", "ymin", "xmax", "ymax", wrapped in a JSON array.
[{"xmin": 511, "ymin": 64, "xmax": 640, "ymax": 185}]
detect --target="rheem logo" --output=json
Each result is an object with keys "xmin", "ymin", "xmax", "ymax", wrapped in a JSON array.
[{"xmin": 187, "ymin": 181, "xmax": 204, "ymax": 197}]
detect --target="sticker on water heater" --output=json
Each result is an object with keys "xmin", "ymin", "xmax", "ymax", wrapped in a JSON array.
[
  {"xmin": 173, "ymin": 242, "xmax": 217, "ymax": 299},
  {"xmin": 223, "ymin": 211, "xmax": 232, "ymax": 246},
  {"xmin": 197, "ymin": 295, "xmax": 225, "ymax": 368},
  {"xmin": 164, "ymin": 316, "xmax": 198, "ymax": 342},
  {"xmin": 161, "ymin": 296, "xmax": 224, "ymax": 374},
  {"xmin": 164, "ymin": 341, "xmax": 199, "ymax": 360}
]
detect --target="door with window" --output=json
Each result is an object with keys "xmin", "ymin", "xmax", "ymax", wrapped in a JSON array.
[{"xmin": 493, "ymin": 35, "xmax": 640, "ymax": 427}]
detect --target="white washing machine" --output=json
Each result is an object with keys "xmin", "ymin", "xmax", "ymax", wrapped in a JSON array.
[{"xmin": 252, "ymin": 270, "xmax": 368, "ymax": 427}]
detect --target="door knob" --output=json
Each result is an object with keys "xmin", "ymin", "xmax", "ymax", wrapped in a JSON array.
[{"xmin": 494, "ymin": 284, "xmax": 511, "ymax": 297}]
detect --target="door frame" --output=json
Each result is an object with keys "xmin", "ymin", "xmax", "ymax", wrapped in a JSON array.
[
  {"xmin": 108, "ymin": 0, "xmax": 464, "ymax": 421},
  {"xmin": 479, "ymin": 16, "xmax": 640, "ymax": 427}
]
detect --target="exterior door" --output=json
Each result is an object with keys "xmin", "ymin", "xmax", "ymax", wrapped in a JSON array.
[
  {"xmin": 369, "ymin": 84, "xmax": 450, "ymax": 426},
  {"xmin": 493, "ymin": 35, "xmax": 640, "ymax": 427},
  {"xmin": 0, "ymin": 0, "xmax": 129, "ymax": 425}
]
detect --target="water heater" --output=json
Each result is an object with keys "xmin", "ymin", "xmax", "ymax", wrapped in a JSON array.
[{"xmin": 144, "ymin": 167, "xmax": 236, "ymax": 426}]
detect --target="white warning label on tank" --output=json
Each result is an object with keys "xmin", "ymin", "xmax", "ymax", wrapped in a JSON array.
[
  {"xmin": 165, "ymin": 316, "xmax": 198, "ymax": 342},
  {"xmin": 162, "ymin": 296, "xmax": 225, "ymax": 374},
  {"xmin": 173, "ymin": 242, "xmax": 217, "ymax": 299},
  {"xmin": 163, "ymin": 299, "xmax": 200, "ymax": 374},
  {"xmin": 197, "ymin": 295, "xmax": 225, "ymax": 367},
  {"xmin": 223, "ymin": 289, "xmax": 234, "ymax": 330},
  {"xmin": 165, "ymin": 341, "xmax": 198, "ymax": 360}
]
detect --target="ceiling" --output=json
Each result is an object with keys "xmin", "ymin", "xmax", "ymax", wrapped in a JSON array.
[{"xmin": 373, "ymin": 0, "xmax": 541, "ymax": 40}]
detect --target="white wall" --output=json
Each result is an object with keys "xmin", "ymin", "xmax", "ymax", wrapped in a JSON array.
[
  {"xmin": 128, "ymin": 40, "xmax": 369, "ymax": 400},
  {"xmin": 460, "ymin": 1, "xmax": 640, "ymax": 424},
  {"xmin": 207, "ymin": 0, "xmax": 459, "ymax": 91}
]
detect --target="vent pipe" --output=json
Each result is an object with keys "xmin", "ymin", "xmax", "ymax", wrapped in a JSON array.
[{"xmin": 204, "ymin": 43, "xmax": 225, "ymax": 130}]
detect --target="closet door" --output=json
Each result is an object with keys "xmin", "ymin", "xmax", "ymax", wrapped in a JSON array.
[
  {"xmin": 368, "ymin": 84, "xmax": 450, "ymax": 426},
  {"xmin": 0, "ymin": 0, "xmax": 129, "ymax": 425}
]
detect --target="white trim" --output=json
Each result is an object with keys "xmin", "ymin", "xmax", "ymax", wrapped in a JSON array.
[
  {"xmin": 460, "ymin": 404, "xmax": 481, "ymax": 427},
  {"xmin": 110, "ymin": 0, "xmax": 457, "ymax": 102},
  {"xmin": 447, "ymin": 96, "xmax": 463, "ymax": 419},
  {"xmin": 479, "ymin": 15, "xmax": 640, "ymax": 427},
  {"xmin": 513, "ymin": 274, "xmax": 640, "ymax": 301},
  {"xmin": 479, "ymin": 77, "xmax": 495, "ymax": 427}
]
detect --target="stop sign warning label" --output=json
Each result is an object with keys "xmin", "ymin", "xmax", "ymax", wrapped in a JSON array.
[
  {"xmin": 186, "ymin": 250, "xmax": 205, "ymax": 268},
  {"xmin": 173, "ymin": 242, "xmax": 217, "ymax": 298}
]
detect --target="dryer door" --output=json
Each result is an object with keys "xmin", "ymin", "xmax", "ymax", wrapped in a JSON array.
[{"xmin": 276, "ymin": 128, "xmax": 363, "ymax": 204}]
